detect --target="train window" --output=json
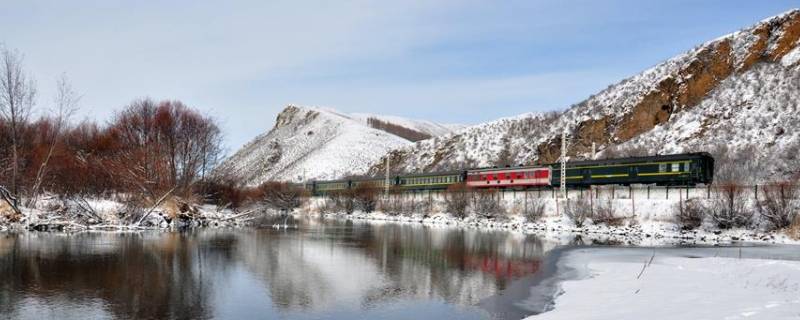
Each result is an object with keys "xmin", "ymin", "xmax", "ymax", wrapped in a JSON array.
[
  {"xmin": 671, "ymin": 163, "xmax": 679, "ymax": 172},
  {"xmin": 659, "ymin": 163, "xmax": 667, "ymax": 172}
]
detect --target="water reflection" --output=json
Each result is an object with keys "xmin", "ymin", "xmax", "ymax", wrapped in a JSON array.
[{"xmin": 0, "ymin": 218, "xmax": 559, "ymax": 320}]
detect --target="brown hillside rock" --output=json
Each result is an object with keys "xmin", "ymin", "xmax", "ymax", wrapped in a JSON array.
[
  {"xmin": 766, "ymin": 12, "xmax": 800, "ymax": 61},
  {"xmin": 738, "ymin": 24, "xmax": 770, "ymax": 71},
  {"xmin": 535, "ymin": 11, "xmax": 800, "ymax": 162}
]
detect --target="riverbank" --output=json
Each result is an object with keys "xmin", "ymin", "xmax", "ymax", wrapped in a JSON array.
[
  {"xmin": 0, "ymin": 196, "xmax": 263, "ymax": 232},
  {"xmin": 524, "ymin": 246, "xmax": 800, "ymax": 319},
  {"xmin": 323, "ymin": 210, "xmax": 800, "ymax": 246}
]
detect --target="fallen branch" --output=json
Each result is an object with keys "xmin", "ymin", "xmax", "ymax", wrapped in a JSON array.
[
  {"xmin": 220, "ymin": 209, "xmax": 257, "ymax": 221},
  {"xmin": 135, "ymin": 187, "xmax": 176, "ymax": 226},
  {"xmin": 0, "ymin": 185, "xmax": 22, "ymax": 216},
  {"xmin": 637, "ymin": 249, "xmax": 656, "ymax": 279},
  {"xmin": 73, "ymin": 197, "xmax": 103, "ymax": 222}
]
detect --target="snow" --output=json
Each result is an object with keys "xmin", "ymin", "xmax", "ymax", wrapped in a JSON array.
[
  {"xmin": 527, "ymin": 249, "xmax": 800, "ymax": 320},
  {"xmin": 781, "ymin": 45, "xmax": 800, "ymax": 67},
  {"xmin": 215, "ymin": 105, "xmax": 461, "ymax": 185}
]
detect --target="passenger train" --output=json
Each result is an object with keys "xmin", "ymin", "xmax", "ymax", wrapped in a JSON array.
[{"xmin": 304, "ymin": 152, "xmax": 715, "ymax": 196}]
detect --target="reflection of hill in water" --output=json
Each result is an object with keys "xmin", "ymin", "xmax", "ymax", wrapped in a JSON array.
[
  {"xmin": 235, "ymin": 220, "xmax": 555, "ymax": 313},
  {"xmin": 0, "ymin": 221, "xmax": 558, "ymax": 319}
]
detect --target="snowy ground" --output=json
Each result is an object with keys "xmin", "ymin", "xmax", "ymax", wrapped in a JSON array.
[{"xmin": 527, "ymin": 247, "xmax": 800, "ymax": 320}]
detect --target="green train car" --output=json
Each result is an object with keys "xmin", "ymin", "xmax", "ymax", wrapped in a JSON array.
[{"xmin": 552, "ymin": 152, "xmax": 714, "ymax": 187}]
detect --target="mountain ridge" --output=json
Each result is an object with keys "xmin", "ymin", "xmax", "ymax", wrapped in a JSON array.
[{"xmin": 367, "ymin": 8, "xmax": 800, "ymax": 182}]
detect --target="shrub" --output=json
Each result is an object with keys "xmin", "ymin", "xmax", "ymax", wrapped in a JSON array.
[
  {"xmin": 444, "ymin": 183, "xmax": 470, "ymax": 219},
  {"xmin": 592, "ymin": 199, "xmax": 625, "ymax": 226},
  {"xmin": 757, "ymin": 182, "xmax": 798, "ymax": 231},
  {"xmin": 259, "ymin": 182, "xmax": 308, "ymax": 213},
  {"xmin": 564, "ymin": 197, "xmax": 591, "ymax": 228},
  {"xmin": 328, "ymin": 190, "xmax": 354, "ymax": 214},
  {"xmin": 472, "ymin": 188, "xmax": 505, "ymax": 219},
  {"xmin": 521, "ymin": 196, "xmax": 546, "ymax": 223},
  {"xmin": 377, "ymin": 188, "xmax": 405, "ymax": 216},
  {"xmin": 675, "ymin": 199, "xmax": 706, "ymax": 230},
  {"xmin": 352, "ymin": 182, "xmax": 379, "ymax": 213},
  {"xmin": 198, "ymin": 178, "xmax": 256, "ymax": 209},
  {"xmin": 709, "ymin": 183, "xmax": 752, "ymax": 229}
]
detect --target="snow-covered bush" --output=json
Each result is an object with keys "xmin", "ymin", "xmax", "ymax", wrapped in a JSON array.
[
  {"xmin": 521, "ymin": 197, "xmax": 546, "ymax": 223},
  {"xmin": 709, "ymin": 184, "xmax": 752, "ymax": 229},
  {"xmin": 757, "ymin": 182, "xmax": 799, "ymax": 231},
  {"xmin": 592, "ymin": 199, "xmax": 625, "ymax": 226},
  {"xmin": 674, "ymin": 199, "xmax": 706, "ymax": 230},
  {"xmin": 564, "ymin": 198, "xmax": 592, "ymax": 228},
  {"xmin": 471, "ymin": 189, "xmax": 505, "ymax": 219},
  {"xmin": 444, "ymin": 184, "xmax": 470, "ymax": 219}
]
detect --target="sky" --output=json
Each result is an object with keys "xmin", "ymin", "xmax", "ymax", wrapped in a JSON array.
[{"xmin": 1, "ymin": 1, "xmax": 798, "ymax": 153}]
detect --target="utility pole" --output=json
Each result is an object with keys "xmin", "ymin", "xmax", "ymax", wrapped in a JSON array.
[
  {"xmin": 384, "ymin": 156, "xmax": 391, "ymax": 200},
  {"xmin": 560, "ymin": 130, "xmax": 568, "ymax": 199}
]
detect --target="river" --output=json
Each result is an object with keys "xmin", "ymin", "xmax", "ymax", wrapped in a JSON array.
[{"xmin": 0, "ymin": 217, "xmax": 570, "ymax": 320}]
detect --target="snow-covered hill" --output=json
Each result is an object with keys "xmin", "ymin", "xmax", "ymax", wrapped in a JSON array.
[
  {"xmin": 214, "ymin": 105, "xmax": 459, "ymax": 185},
  {"xmin": 369, "ymin": 9, "xmax": 800, "ymax": 182}
]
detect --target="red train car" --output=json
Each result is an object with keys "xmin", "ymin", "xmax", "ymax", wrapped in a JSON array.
[{"xmin": 466, "ymin": 166, "xmax": 551, "ymax": 188}]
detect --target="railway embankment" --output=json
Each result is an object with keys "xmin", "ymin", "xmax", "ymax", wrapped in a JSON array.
[{"xmin": 307, "ymin": 186, "xmax": 800, "ymax": 245}]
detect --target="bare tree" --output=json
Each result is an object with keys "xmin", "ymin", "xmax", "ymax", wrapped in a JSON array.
[
  {"xmin": 28, "ymin": 74, "xmax": 79, "ymax": 205},
  {"xmin": 0, "ymin": 46, "xmax": 37, "ymax": 196}
]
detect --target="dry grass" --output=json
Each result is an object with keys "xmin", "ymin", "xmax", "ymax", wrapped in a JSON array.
[
  {"xmin": 789, "ymin": 216, "xmax": 800, "ymax": 240},
  {"xmin": 0, "ymin": 201, "xmax": 21, "ymax": 223}
]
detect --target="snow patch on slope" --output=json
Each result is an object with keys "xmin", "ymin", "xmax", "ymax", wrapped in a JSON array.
[
  {"xmin": 782, "ymin": 45, "xmax": 800, "ymax": 67},
  {"xmin": 216, "ymin": 106, "xmax": 411, "ymax": 185}
]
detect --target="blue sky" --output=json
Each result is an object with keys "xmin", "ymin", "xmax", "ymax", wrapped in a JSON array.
[{"xmin": 1, "ymin": 1, "xmax": 797, "ymax": 151}]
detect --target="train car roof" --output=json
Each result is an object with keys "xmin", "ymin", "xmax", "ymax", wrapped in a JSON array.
[
  {"xmin": 313, "ymin": 179, "xmax": 350, "ymax": 184},
  {"xmin": 397, "ymin": 170, "xmax": 464, "ymax": 178},
  {"xmin": 467, "ymin": 166, "xmax": 549, "ymax": 173},
  {"xmin": 553, "ymin": 152, "xmax": 713, "ymax": 168}
]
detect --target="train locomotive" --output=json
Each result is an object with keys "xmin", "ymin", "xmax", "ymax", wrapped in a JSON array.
[{"xmin": 305, "ymin": 152, "xmax": 714, "ymax": 196}]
